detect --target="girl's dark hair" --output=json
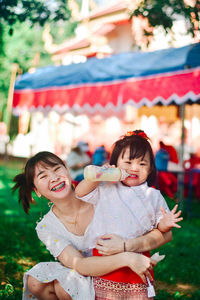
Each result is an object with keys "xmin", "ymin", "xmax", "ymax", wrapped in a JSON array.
[
  {"xmin": 12, "ymin": 151, "xmax": 66, "ymax": 214},
  {"xmin": 110, "ymin": 130, "xmax": 156, "ymax": 186}
]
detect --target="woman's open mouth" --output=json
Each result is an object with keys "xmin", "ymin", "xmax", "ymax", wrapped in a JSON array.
[{"xmin": 51, "ymin": 182, "xmax": 66, "ymax": 192}]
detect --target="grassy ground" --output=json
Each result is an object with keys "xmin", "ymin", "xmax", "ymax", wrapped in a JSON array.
[{"xmin": 0, "ymin": 158, "xmax": 200, "ymax": 299}]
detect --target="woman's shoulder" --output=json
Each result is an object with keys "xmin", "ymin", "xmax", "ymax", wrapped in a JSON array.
[{"xmin": 35, "ymin": 209, "xmax": 54, "ymax": 230}]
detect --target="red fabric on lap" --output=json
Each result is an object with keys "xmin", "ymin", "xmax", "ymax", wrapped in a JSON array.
[{"xmin": 93, "ymin": 248, "xmax": 154, "ymax": 284}]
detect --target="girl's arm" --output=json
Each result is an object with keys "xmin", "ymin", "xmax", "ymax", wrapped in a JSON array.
[
  {"xmin": 58, "ymin": 245, "xmax": 155, "ymax": 283},
  {"xmin": 95, "ymin": 229, "xmax": 172, "ymax": 255},
  {"xmin": 75, "ymin": 178, "xmax": 100, "ymax": 197},
  {"xmin": 76, "ymin": 164, "xmax": 117, "ymax": 197},
  {"xmin": 125, "ymin": 229, "xmax": 172, "ymax": 252}
]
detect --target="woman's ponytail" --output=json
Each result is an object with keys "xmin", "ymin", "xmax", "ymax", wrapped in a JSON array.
[{"xmin": 12, "ymin": 173, "xmax": 33, "ymax": 214}]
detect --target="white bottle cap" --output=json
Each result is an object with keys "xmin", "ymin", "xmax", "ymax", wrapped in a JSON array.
[{"xmin": 120, "ymin": 169, "xmax": 129, "ymax": 181}]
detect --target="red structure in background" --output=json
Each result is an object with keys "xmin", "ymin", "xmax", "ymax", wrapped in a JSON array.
[
  {"xmin": 184, "ymin": 155, "xmax": 200, "ymax": 198},
  {"xmin": 156, "ymin": 142, "xmax": 179, "ymax": 199}
]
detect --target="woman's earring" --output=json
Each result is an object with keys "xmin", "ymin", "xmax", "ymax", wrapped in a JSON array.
[
  {"xmin": 48, "ymin": 201, "xmax": 53, "ymax": 208},
  {"xmin": 36, "ymin": 212, "xmax": 43, "ymax": 224}
]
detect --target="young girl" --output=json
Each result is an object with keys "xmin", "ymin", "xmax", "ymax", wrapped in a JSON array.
[
  {"xmin": 76, "ymin": 130, "xmax": 182, "ymax": 299},
  {"xmin": 13, "ymin": 151, "xmax": 171, "ymax": 300}
]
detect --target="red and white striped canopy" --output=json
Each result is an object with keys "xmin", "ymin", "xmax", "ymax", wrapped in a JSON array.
[{"xmin": 13, "ymin": 43, "xmax": 200, "ymax": 116}]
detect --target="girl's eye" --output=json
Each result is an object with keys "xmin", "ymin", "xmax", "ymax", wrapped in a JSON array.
[{"xmin": 40, "ymin": 175, "xmax": 47, "ymax": 179}]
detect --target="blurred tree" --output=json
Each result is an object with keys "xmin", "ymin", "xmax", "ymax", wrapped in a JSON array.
[
  {"xmin": 0, "ymin": 22, "xmax": 52, "ymax": 136},
  {"xmin": 131, "ymin": 0, "xmax": 200, "ymax": 44},
  {"xmin": 0, "ymin": 0, "xmax": 77, "ymax": 137},
  {"xmin": 0, "ymin": 0, "xmax": 71, "ymax": 28}
]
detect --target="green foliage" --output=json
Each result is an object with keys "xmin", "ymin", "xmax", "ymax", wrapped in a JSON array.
[
  {"xmin": 0, "ymin": 0, "xmax": 75, "ymax": 125},
  {"xmin": 131, "ymin": 0, "xmax": 200, "ymax": 36},
  {"xmin": 0, "ymin": 19, "xmax": 77, "ymax": 124},
  {"xmin": 3, "ymin": 22, "xmax": 51, "ymax": 71},
  {"xmin": 0, "ymin": 21, "xmax": 52, "ymax": 124},
  {"xmin": 0, "ymin": 0, "xmax": 71, "ymax": 27},
  {"xmin": 50, "ymin": 20, "xmax": 78, "ymax": 44},
  {"xmin": 0, "ymin": 161, "xmax": 52, "ymax": 299}
]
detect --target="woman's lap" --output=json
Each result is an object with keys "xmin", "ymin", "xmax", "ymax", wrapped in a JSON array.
[{"xmin": 22, "ymin": 262, "xmax": 95, "ymax": 300}]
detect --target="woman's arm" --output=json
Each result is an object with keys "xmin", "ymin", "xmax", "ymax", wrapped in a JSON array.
[
  {"xmin": 95, "ymin": 229, "xmax": 172, "ymax": 255},
  {"xmin": 58, "ymin": 245, "xmax": 155, "ymax": 283}
]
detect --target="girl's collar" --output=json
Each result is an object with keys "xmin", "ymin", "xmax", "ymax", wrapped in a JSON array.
[{"xmin": 119, "ymin": 181, "xmax": 148, "ymax": 189}]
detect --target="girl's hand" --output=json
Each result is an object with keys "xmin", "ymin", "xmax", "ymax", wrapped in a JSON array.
[
  {"xmin": 96, "ymin": 234, "xmax": 124, "ymax": 255},
  {"xmin": 125, "ymin": 252, "xmax": 156, "ymax": 283},
  {"xmin": 159, "ymin": 204, "xmax": 183, "ymax": 232}
]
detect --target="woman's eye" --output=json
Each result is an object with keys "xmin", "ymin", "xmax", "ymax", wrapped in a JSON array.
[{"xmin": 54, "ymin": 166, "xmax": 61, "ymax": 171}]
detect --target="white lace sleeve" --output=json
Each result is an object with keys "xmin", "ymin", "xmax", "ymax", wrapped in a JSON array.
[
  {"xmin": 154, "ymin": 190, "xmax": 170, "ymax": 226},
  {"xmin": 36, "ymin": 222, "xmax": 71, "ymax": 259}
]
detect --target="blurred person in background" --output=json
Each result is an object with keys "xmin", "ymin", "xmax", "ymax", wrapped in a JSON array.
[
  {"xmin": 92, "ymin": 145, "xmax": 108, "ymax": 166},
  {"xmin": 155, "ymin": 141, "xmax": 179, "ymax": 199},
  {"xmin": 176, "ymin": 127, "xmax": 196, "ymax": 162},
  {"xmin": 67, "ymin": 141, "xmax": 91, "ymax": 182}
]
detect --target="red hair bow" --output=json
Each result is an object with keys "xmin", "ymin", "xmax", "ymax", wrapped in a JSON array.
[{"xmin": 125, "ymin": 131, "xmax": 148, "ymax": 139}]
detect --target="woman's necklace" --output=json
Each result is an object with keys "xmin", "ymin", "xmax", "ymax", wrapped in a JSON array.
[{"xmin": 64, "ymin": 201, "xmax": 81, "ymax": 226}]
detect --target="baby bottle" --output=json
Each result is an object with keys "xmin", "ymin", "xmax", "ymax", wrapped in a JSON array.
[{"xmin": 84, "ymin": 165, "xmax": 129, "ymax": 181}]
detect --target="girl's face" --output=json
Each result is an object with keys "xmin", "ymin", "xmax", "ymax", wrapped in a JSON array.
[
  {"xmin": 33, "ymin": 162, "xmax": 72, "ymax": 202},
  {"xmin": 117, "ymin": 147, "xmax": 151, "ymax": 187}
]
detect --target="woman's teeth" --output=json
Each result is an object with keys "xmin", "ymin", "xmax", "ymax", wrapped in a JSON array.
[{"xmin": 51, "ymin": 182, "xmax": 65, "ymax": 191}]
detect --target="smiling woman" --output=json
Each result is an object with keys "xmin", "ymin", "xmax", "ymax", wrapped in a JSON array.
[
  {"xmin": 12, "ymin": 150, "xmax": 173, "ymax": 300},
  {"xmin": 33, "ymin": 163, "xmax": 72, "ymax": 201}
]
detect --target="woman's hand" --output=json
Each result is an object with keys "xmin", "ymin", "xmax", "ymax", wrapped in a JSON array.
[
  {"xmin": 96, "ymin": 234, "xmax": 124, "ymax": 255},
  {"xmin": 125, "ymin": 252, "xmax": 156, "ymax": 283}
]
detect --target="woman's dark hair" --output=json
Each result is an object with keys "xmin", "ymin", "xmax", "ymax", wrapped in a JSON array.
[
  {"xmin": 12, "ymin": 151, "xmax": 66, "ymax": 214},
  {"xmin": 110, "ymin": 130, "xmax": 156, "ymax": 186}
]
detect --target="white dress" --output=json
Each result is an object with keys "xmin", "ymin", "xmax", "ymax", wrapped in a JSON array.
[
  {"xmin": 80, "ymin": 182, "xmax": 170, "ymax": 250},
  {"xmin": 22, "ymin": 209, "xmax": 95, "ymax": 300}
]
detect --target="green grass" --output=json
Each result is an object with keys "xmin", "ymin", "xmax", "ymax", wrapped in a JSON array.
[
  {"xmin": 153, "ymin": 197, "xmax": 200, "ymax": 299},
  {"xmin": 0, "ymin": 160, "xmax": 200, "ymax": 299}
]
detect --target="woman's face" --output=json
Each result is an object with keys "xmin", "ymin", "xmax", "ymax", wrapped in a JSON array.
[
  {"xmin": 117, "ymin": 147, "xmax": 151, "ymax": 187},
  {"xmin": 33, "ymin": 162, "xmax": 72, "ymax": 202}
]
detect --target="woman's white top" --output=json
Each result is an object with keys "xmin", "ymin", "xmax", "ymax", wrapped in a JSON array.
[
  {"xmin": 22, "ymin": 208, "xmax": 95, "ymax": 300},
  {"xmin": 79, "ymin": 182, "xmax": 169, "ymax": 250}
]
